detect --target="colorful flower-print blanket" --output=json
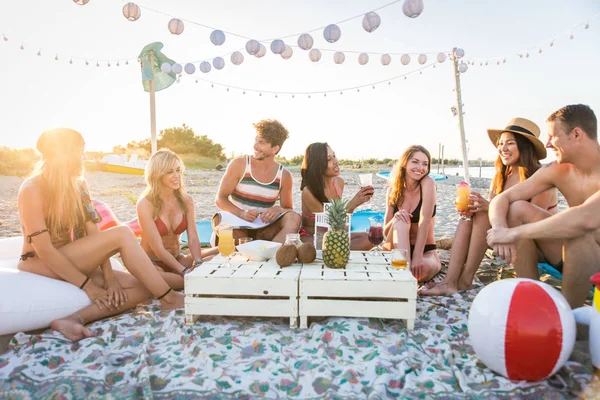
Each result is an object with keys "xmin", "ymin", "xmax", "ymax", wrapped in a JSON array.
[{"xmin": 0, "ymin": 281, "xmax": 593, "ymax": 399}]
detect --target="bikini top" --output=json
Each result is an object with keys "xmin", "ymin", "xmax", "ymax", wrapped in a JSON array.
[
  {"xmin": 302, "ymin": 180, "xmax": 342, "ymax": 221},
  {"xmin": 155, "ymin": 199, "xmax": 187, "ymax": 236},
  {"xmin": 393, "ymin": 186, "xmax": 437, "ymax": 223}
]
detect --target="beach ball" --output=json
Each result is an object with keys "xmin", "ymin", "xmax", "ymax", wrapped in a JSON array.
[{"xmin": 468, "ymin": 278, "xmax": 576, "ymax": 381}]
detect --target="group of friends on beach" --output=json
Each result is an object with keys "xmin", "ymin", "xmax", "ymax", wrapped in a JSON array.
[{"xmin": 15, "ymin": 103, "xmax": 600, "ymax": 341}]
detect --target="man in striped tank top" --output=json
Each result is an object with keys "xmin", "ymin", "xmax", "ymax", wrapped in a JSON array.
[{"xmin": 214, "ymin": 119, "xmax": 302, "ymax": 243}]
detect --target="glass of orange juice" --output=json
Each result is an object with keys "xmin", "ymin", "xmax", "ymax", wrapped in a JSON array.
[
  {"xmin": 216, "ymin": 224, "xmax": 235, "ymax": 267},
  {"xmin": 456, "ymin": 181, "xmax": 471, "ymax": 221},
  {"xmin": 391, "ymin": 249, "xmax": 409, "ymax": 269}
]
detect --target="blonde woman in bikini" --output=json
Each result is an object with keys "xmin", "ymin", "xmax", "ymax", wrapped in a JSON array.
[
  {"xmin": 18, "ymin": 128, "xmax": 184, "ymax": 341},
  {"xmin": 300, "ymin": 142, "xmax": 374, "ymax": 250}
]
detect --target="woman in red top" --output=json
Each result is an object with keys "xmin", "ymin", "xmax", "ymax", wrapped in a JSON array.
[
  {"xmin": 300, "ymin": 142, "xmax": 374, "ymax": 250},
  {"xmin": 137, "ymin": 149, "xmax": 214, "ymax": 290}
]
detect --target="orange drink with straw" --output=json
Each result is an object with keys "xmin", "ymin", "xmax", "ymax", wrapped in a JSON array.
[{"xmin": 456, "ymin": 182, "xmax": 471, "ymax": 212}]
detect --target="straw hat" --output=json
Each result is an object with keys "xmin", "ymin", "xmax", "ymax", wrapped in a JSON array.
[{"xmin": 487, "ymin": 117, "xmax": 547, "ymax": 160}]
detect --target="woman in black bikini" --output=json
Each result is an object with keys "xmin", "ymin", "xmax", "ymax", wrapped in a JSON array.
[
  {"xmin": 17, "ymin": 128, "xmax": 184, "ymax": 341},
  {"xmin": 137, "ymin": 149, "xmax": 215, "ymax": 290},
  {"xmin": 383, "ymin": 145, "xmax": 440, "ymax": 282}
]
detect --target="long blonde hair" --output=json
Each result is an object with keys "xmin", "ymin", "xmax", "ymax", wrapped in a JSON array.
[
  {"xmin": 141, "ymin": 149, "xmax": 187, "ymax": 219},
  {"xmin": 30, "ymin": 128, "xmax": 87, "ymax": 240},
  {"xmin": 388, "ymin": 145, "xmax": 431, "ymax": 208}
]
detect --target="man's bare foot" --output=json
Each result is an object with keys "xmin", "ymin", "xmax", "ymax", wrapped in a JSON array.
[
  {"xmin": 419, "ymin": 282, "xmax": 459, "ymax": 296},
  {"xmin": 160, "ymin": 290, "xmax": 185, "ymax": 309},
  {"xmin": 50, "ymin": 316, "xmax": 94, "ymax": 341}
]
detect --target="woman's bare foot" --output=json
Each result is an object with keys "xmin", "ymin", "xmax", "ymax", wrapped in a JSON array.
[
  {"xmin": 160, "ymin": 290, "xmax": 185, "ymax": 309},
  {"xmin": 419, "ymin": 282, "xmax": 459, "ymax": 296},
  {"xmin": 50, "ymin": 316, "xmax": 94, "ymax": 341}
]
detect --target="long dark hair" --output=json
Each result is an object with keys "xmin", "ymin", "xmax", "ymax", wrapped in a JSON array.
[
  {"xmin": 491, "ymin": 133, "xmax": 541, "ymax": 195},
  {"xmin": 300, "ymin": 142, "xmax": 329, "ymax": 203},
  {"xmin": 388, "ymin": 145, "xmax": 431, "ymax": 208}
]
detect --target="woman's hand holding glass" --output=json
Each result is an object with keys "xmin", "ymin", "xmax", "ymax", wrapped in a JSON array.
[
  {"xmin": 467, "ymin": 192, "xmax": 489, "ymax": 214},
  {"xmin": 353, "ymin": 185, "xmax": 374, "ymax": 206}
]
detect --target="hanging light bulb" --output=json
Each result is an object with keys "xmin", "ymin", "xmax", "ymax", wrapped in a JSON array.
[
  {"xmin": 323, "ymin": 24, "xmax": 341, "ymax": 43},
  {"xmin": 402, "ymin": 0, "xmax": 424, "ymax": 18},
  {"xmin": 107, "ymin": 62, "xmax": 111, "ymax": 67},
  {"xmin": 2, "ymin": 34, "xmax": 8, "ymax": 41},
  {"xmin": 69, "ymin": 58, "xmax": 73, "ymax": 64},
  {"xmin": 362, "ymin": 12, "xmax": 381, "ymax": 32},
  {"xmin": 549, "ymin": 40, "xmax": 555, "ymax": 47},
  {"xmin": 297, "ymin": 33, "xmax": 314, "ymax": 50},
  {"xmin": 20, "ymin": 43, "xmax": 24, "ymax": 50},
  {"xmin": 502, "ymin": 58, "xmax": 506, "ymax": 63},
  {"xmin": 210, "ymin": 30, "xmax": 226, "ymax": 46},
  {"xmin": 122, "ymin": 3, "xmax": 141, "ymax": 21},
  {"xmin": 400, "ymin": 54, "xmax": 411, "ymax": 65},
  {"xmin": 525, "ymin": 52, "xmax": 529, "ymax": 58},
  {"xmin": 37, "ymin": 50, "xmax": 41, "ymax": 56},
  {"xmin": 569, "ymin": 32, "xmax": 574, "ymax": 40},
  {"xmin": 116, "ymin": 61, "xmax": 120, "ymax": 66},
  {"xmin": 168, "ymin": 18, "xmax": 184, "ymax": 35},
  {"xmin": 584, "ymin": 22, "xmax": 589, "ymax": 29},
  {"xmin": 458, "ymin": 62, "xmax": 468, "ymax": 73},
  {"xmin": 85, "ymin": 60, "xmax": 89, "ymax": 65},
  {"xmin": 126, "ymin": 61, "xmax": 129, "ymax": 65},
  {"xmin": 55, "ymin": 54, "xmax": 59, "ymax": 61},
  {"xmin": 96, "ymin": 61, "xmax": 100, "ymax": 67},
  {"xmin": 538, "ymin": 47, "xmax": 542, "ymax": 54}
]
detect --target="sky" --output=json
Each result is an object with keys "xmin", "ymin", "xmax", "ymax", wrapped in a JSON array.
[{"xmin": 0, "ymin": 0, "xmax": 599, "ymax": 162}]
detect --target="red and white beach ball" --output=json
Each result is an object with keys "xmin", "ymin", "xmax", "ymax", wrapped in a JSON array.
[{"xmin": 468, "ymin": 278, "xmax": 575, "ymax": 381}]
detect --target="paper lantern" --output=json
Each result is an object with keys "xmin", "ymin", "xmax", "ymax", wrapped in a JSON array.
[
  {"xmin": 469, "ymin": 279, "xmax": 575, "ymax": 381},
  {"xmin": 297, "ymin": 33, "xmax": 314, "ymax": 51},
  {"xmin": 281, "ymin": 45, "xmax": 293, "ymax": 60},
  {"xmin": 213, "ymin": 57, "xmax": 225, "ymax": 70},
  {"xmin": 199, "ymin": 61, "xmax": 211, "ymax": 73},
  {"xmin": 333, "ymin": 52, "xmax": 345, "ymax": 64},
  {"xmin": 171, "ymin": 63, "xmax": 182, "ymax": 74},
  {"xmin": 122, "ymin": 3, "xmax": 141, "ymax": 21},
  {"xmin": 458, "ymin": 62, "xmax": 468, "ymax": 73},
  {"xmin": 245, "ymin": 39, "xmax": 260, "ymax": 55},
  {"xmin": 309, "ymin": 49, "xmax": 321, "ymax": 62},
  {"xmin": 402, "ymin": 0, "xmax": 424, "ymax": 18},
  {"xmin": 270, "ymin": 39, "xmax": 286, "ymax": 54},
  {"xmin": 168, "ymin": 18, "xmax": 184, "ymax": 35},
  {"xmin": 184, "ymin": 63, "xmax": 195, "ymax": 74},
  {"xmin": 160, "ymin": 63, "xmax": 172, "ymax": 73},
  {"xmin": 73, "ymin": 0, "xmax": 89, "ymax": 5},
  {"xmin": 362, "ymin": 12, "xmax": 381, "ymax": 33},
  {"xmin": 381, "ymin": 54, "xmax": 391, "ymax": 66},
  {"xmin": 210, "ymin": 30, "xmax": 226, "ymax": 46},
  {"xmin": 230, "ymin": 51, "xmax": 244, "ymax": 65},
  {"xmin": 417, "ymin": 54, "xmax": 427, "ymax": 64},
  {"xmin": 323, "ymin": 24, "xmax": 341, "ymax": 43},
  {"xmin": 437, "ymin": 52, "xmax": 447, "ymax": 63},
  {"xmin": 255, "ymin": 44, "xmax": 266, "ymax": 58},
  {"xmin": 358, "ymin": 53, "xmax": 369, "ymax": 65},
  {"xmin": 455, "ymin": 48, "xmax": 465, "ymax": 58},
  {"xmin": 400, "ymin": 54, "xmax": 411, "ymax": 65}
]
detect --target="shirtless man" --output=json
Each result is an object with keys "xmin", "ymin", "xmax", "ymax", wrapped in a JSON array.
[
  {"xmin": 215, "ymin": 119, "xmax": 302, "ymax": 243},
  {"xmin": 487, "ymin": 104, "xmax": 600, "ymax": 307}
]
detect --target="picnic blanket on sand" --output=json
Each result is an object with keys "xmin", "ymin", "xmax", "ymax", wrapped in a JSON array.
[{"xmin": 0, "ymin": 281, "xmax": 592, "ymax": 398}]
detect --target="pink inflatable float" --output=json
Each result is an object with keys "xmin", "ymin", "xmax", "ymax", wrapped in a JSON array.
[{"xmin": 93, "ymin": 199, "xmax": 142, "ymax": 237}]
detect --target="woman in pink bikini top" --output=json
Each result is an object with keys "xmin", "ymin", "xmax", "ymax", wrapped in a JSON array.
[{"xmin": 299, "ymin": 142, "xmax": 374, "ymax": 251}]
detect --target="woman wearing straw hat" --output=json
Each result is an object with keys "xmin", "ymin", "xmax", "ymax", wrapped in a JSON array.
[{"xmin": 421, "ymin": 117, "xmax": 558, "ymax": 296}]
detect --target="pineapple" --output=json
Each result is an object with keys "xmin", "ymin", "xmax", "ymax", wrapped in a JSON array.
[{"xmin": 322, "ymin": 199, "xmax": 350, "ymax": 269}]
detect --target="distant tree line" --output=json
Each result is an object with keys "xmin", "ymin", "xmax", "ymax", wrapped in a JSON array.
[{"xmin": 275, "ymin": 155, "xmax": 494, "ymax": 168}]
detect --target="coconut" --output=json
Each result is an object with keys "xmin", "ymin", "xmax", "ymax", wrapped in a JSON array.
[
  {"xmin": 275, "ymin": 244, "xmax": 297, "ymax": 267},
  {"xmin": 297, "ymin": 242, "xmax": 317, "ymax": 263}
]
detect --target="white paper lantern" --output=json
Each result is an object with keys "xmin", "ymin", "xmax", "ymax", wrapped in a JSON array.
[
  {"xmin": 184, "ymin": 63, "xmax": 196, "ymax": 74},
  {"xmin": 309, "ymin": 49, "xmax": 322, "ymax": 62},
  {"xmin": 230, "ymin": 51, "xmax": 244, "ymax": 65},
  {"xmin": 362, "ymin": 12, "xmax": 381, "ymax": 33},
  {"xmin": 323, "ymin": 24, "xmax": 341, "ymax": 43},
  {"xmin": 455, "ymin": 48, "xmax": 465, "ymax": 58},
  {"xmin": 73, "ymin": 0, "xmax": 89, "ymax": 5},
  {"xmin": 437, "ymin": 52, "xmax": 447, "ymax": 63},
  {"xmin": 160, "ymin": 63, "xmax": 171, "ymax": 73},
  {"xmin": 270, "ymin": 39, "xmax": 286, "ymax": 55},
  {"xmin": 245, "ymin": 39, "xmax": 260, "ymax": 55},
  {"xmin": 199, "ymin": 61, "xmax": 211, "ymax": 73},
  {"xmin": 417, "ymin": 54, "xmax": 427, "ymax": 64},
  {"xmin": 281, "ymin": 45, "xmax": 293, "ymax": 60},
  {"xmin": 122, "ymin": 3, "xmax": 141, "ymax": 21},
  {"xmin": 213, "ymin": 57, "xmax": 225, "ymax": 70},
  {"xmin": 400, "ymin": 54, "xmax": 411, "ymax": 65},
  {"xmin": 333, "ymin": 52, "xmax": 345, "ymax": 64},
  {"xmin": 168, "ymin": 18, "xmax": 184, "ymax": 35},
  {"xmin": 358, "ymin": 53, "xmax": 369, "ymax": 65},
  {"xmin": 381, "ymin": 54, "xmax": 391, "ymax": 66},
  {"xmin": 210, "ymin": 30, "xmax": 226, "ymax": 46},
  {"xmin": 255, "ymin": 44, "xmax": 266, "ymax": 58},
  {"xmin": 458, "ymin": 62, "xmax": 468, "ymax": 73},
  {"xmin": 402, "ymin": 0, "xmax": 424, "ymax": 18},
  {"xmin": 297, "ymin": 33, "xmax": 314, "ymax": 50},
  {"xmin": 171, "ymin": 63, "xmax": 183, "ymax": 74}
]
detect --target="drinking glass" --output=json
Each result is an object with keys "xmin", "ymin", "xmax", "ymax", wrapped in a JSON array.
[
  {"xmin": 359, "ymin": 174, "xmax": 373, "ymax": 205},
  {"xmin": 455, "ymin": 182, "xmax": 471, "ymax": 221},
  {"xmin": 367, "ymin": 216, "xmax": 384, "ymax": 257},
  {"xmin": 216, "ymin": 224, "xmax": 235, "ymax": 267},
  {"xmin": 391, "ymin": 249, "xmax": 409, "ymax": 269}
]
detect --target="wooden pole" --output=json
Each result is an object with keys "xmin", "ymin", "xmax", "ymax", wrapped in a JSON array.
[
  {"xmin": 149, "ymin": 51, "xmax": 157, "ymax": 155},
  {"xmin": 441, "ymin": 145, "xmax": 445, "ymax": 175},
  {"xmin": 452, "ymin": 47, "xmax": 469, "ymax": 184},
  {"xmin": 437, "ymin": 142, "xmax": 441, "ymax": 174}
]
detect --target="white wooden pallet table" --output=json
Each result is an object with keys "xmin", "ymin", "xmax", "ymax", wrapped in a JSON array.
[
  {"xmin": 185, "ymin": 254, "xmax": 301, "ymax": 328},
  {"xmin": 298, "ymin": 251, "xmax": 417, "ymax": 330}
]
